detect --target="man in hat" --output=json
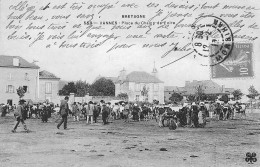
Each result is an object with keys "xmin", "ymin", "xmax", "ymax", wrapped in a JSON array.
[
  {"xmin": 199, "ymin": 102, "xmax": 207, "ymax": 127},
  {"xmin": 72, "ymin": 102, "xmax": 78, "ymax": 121},
  {"xmin": 190, "ymin": 102, "xmax": 199, "ymax": 128},
  {"xmin": 101, "ymin": 101, "xmax": 109, "ymax": 125},
  {"xmin": 93, "ymin": 102, "xmax": 100, "ymax": 123},
  {"xmin": 12, "ymin": 99, "xmax": 29, "ymax": 133},
  {"xmin": 132, "ymin": 103, "xmax": 140, "ymax": 121},
  {"xmin": 123, "ymin": 102, "xmax": 130, "ymax": 122},
  {"xmin": 57, "ymin": 96, "xmax": 69, "ymax": 129},
  {"xmin": 112, "ymin": 103, "xmax": 120, "ymax": 120},
  {"xmin": 119, "ymin": 103, "xmax": 125, "ymax": 119},
  {"xmin": 186, "ymin": 103, "xmax": 192, "ymax": 126},
  {"xmin": 178, "ymin": 103, "xmax": 188, "ymax": 127},
  {"xmin": 87, "ymin": 101, "xmax": 94, "ymax": 124},
  {"xmin": 215, "ymin": 102, "xmax": 222, "ymax": 121},
  {"xmin": 41, "ymin": 103, "xmax": 48, "ymax": 123},
  {"xmin": 158, "ymin": 104, "xmax": 165, "ymax": 127}
]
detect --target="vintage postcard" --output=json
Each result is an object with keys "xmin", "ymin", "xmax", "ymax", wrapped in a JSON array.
[{"xmin": 0, "ymin": 0, "xmax": 259, "ymax": 166}]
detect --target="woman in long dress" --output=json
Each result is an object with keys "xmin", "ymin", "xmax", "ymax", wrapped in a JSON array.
[
  {"xmin": 191, "ymin": 102, "xmax": 199, "ymax": 128},
  {"xmin": 199, "ymin": 102, "xmax": 206, "ymax": 127}
]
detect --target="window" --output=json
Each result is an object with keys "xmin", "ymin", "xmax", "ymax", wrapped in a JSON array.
[
  {"xmin": 129, "ymin": 83, "xmax": 135, "ymax": 91},
  {"xmin": 135, "ymin": 83, "xmax": 140, "ymax": 91},
  {"xmin": 140, "ymin": 83, "xmax": 144, "ymax": 90},
  {"xmin": 146, "ymin": 84, "xmax": 150, "ymax": 90},
  {"xmin": 8, "ymin": 73, "xmax": 13, "ymax": 80},
  {"xmin": 136, "ymin": 95, "xmax": 140, "ymax": 101},
  {"xmin": 45, "ymin": 82, "xmax": 52, "ymax": 94},
  {"xmin": 25, "ymin": 73, "xmax": 30, "ymax": 81},
  {"xmin": 6, "ymin": 85, "xmax": 15, "ymax": 93},
  {"xmin": 154, "ymin": 84, "xmax": 159, "ymax": 91}
]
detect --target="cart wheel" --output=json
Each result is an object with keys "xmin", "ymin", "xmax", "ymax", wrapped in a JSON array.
[
  {"xmin": 162, "ymin": 118, "xmax": 169, "ymax": 127},
  {"xmin": 169, "ymin": 119, "xmax": 177, "ymax": 130}
]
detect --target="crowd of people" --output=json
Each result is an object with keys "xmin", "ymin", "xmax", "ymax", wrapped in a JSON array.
[
  {"xmin": 0, "ymin": 97, "xmax": 248, "ymax": 132},
  {"xmin": 160, "ymin": 101, "xmax": 247, "ymax": 128},
  {"xmin": 0, "ymin": 103, "xmax": 16, "ymax": 117},
  {"xmin": 66, "ymin": 100, "xmax": 248, "ymax": 129}
]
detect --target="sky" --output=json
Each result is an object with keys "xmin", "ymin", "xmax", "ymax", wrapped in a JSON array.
[{"xmin": 0, "ymin": 0, "xmax": 260, "ymax": 94}]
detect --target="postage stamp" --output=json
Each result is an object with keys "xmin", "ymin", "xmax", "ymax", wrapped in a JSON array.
[
  {"xmin": 191, "ymin": 15, "xmax": 234, "ymax": 66},
  {"xmin": 211, "ymin": 43, "xmax": 254, "ymax": 78}
]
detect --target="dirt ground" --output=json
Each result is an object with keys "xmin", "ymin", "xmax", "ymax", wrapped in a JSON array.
[{"xmin": 1, "ymin": 111, "xmax": 260, "ymax": 167}]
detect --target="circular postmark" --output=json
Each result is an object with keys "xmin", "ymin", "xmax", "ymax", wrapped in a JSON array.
[{"xmin": 191, "ymin": 16, "xmax": 234, "ymax": 66}]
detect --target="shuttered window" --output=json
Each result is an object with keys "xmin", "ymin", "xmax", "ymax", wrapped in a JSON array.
[
  {"xmin": 136, "ymin": 95, "xmax": 140, "ymax": 101},
  {"xmin": 154, "ymin": 84, "xmax": 159, "ymax": 91},
  {"xmin": 45, "ymin": 82, "xmax": 52, "ymax": 94},
  {"xmin": 135, "ymin": 83, "xmax": 140, "ymax": 91},
  {"xmin": 6, "ymin": 85, "xmax": 15, "ymax": 93}
]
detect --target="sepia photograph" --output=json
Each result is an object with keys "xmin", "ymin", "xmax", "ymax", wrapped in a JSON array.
[{"xmin": 0, "ymin": 0, "xmax": 259, "ymax": 166}]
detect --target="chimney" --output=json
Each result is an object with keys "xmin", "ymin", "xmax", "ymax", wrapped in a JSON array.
[{"xmin": 13, "ymin": 58, "xmax": 19, "ymax": 66}]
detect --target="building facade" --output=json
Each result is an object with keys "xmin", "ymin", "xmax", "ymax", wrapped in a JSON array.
[
  {"xmin": 164, "ymin": 80, "xmax": 235, "ymax": 102},
  {"xmin": 115, "ymin": 68, "xmax": 164, "ymax": 103},
  {"xmin": 39, "ymin": 70, "xmax": 60, "ymax": 104},
  {"xmin": 183, "ymin": 80, "xmax": 234, "ymax": 96},
  {"xmin": 0, "ymin": 55, "xmax": 40, "ymax": 105}
]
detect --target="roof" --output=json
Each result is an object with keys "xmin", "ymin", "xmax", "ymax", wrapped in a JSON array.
[
  {"xmin": 124, "ymin": 71, "xmax": 163, "ymax": 83},
  {"xmin": 164, "ymin": 86, "xmax": 179, "ymax": 92},
  {"xmin": 184, "ymin": 80, "xmax": 224, "ymax": 95},
  {"xmin": 164, "ymin": 86, "xmax": 185, "ymax": 93},
  {"xmin": 39, "ymin": 70, "xmax": 60, "ymax": 79},
  {"xmin": 0, "ymin": 55, "xmax": 39, "ymax": 69},
  {"xmin": 224, "ymin": 88, "xmax": 235, "ymax": 93},
  {"xmin": 178, "ymin": 87, "xmax": 186, "ymax": 92}
]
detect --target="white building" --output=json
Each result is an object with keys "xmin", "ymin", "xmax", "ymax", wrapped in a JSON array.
[
  {"xmin": 115, "ymin": 67, "xmax": 164, "ymax": 104},
  {"xmin": 0, "ymin": 55, "xmax": 40, "ymax": 105},
  {"xmin": 39, "ymin": 70, "xmax": 60, "ymax": 104}
]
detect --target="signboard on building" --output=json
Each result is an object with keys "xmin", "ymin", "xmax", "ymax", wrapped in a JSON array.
[{"xmin": 211, "ymin": 43, "xmax": 253, "ymax": 79}]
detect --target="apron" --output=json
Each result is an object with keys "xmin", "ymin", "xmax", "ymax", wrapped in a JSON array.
[{"xmin": 198, "ymin": 111, "xmax": 203, "ymax": 124}]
